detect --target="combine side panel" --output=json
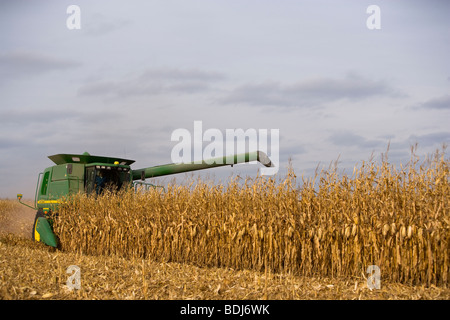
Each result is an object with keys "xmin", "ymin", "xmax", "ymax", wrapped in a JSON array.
[{"xmin": 32, "ymin": 210, "xmax": 58, "ymax": 248}]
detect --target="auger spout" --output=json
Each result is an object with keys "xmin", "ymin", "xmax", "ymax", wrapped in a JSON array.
[{"xmin": 132, "ymin": 150, "xmax": 272, "ymax": 180}]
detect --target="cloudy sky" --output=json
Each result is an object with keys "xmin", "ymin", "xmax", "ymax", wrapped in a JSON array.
[{"xmin": 1, "ymin": 0, "xmax": 449, "ymax": 198}]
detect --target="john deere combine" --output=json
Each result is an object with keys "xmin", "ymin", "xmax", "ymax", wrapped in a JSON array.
[{"xmin": 17, "ymin": 151, "xmax": 273, "ymax": 247}]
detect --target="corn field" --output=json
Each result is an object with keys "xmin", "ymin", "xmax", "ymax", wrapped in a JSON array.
[
  {"xmin": 53, "ymin": 150, "xmax": 449, "ymax": 287},
  {"xmin": 0, "ymin": 199, "xmax": 18, "ymax": 226}
]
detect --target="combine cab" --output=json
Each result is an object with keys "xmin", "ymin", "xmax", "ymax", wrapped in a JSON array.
[{"xmin": 18, "ymin": 151, "xmax": 273, "ymax": 247}]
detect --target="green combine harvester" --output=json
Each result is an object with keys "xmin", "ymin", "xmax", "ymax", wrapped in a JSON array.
[{"xmin": 17, "ymin": 151, "xmax": 273, "ymax": 248}]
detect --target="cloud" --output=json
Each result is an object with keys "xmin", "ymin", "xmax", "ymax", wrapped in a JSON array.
[
  {"xmin": 78, "ymin": 68, "xmax": 226, "ymax": 97},
  {"xmin": 326, "ymin": 131, "xmax": 449, "ymax": 161},
  {"xmin": 139, "ymin": 69, "xmax": 225, "ymax": 82},
  {"xmin": 84, "ymin": 13, "xmax": 131, "ymax": 36},
  {"xmin": 221, "ymin": 73, "xmax": 400, "ymax": 108},
  {"xmin": 0, "ymin": 109, "xmax": 89, "ymax": 126},
  {"xmin": 416, "ymin": 95, "xmax": 450, "ymax": 110},
  {"xmin": 407, "ymin": 132, "xmax": 450, "ymax": 147},
  {"xmin": 0, "ymin": 51, "xmax": 81, "ymax": 79},
  {"xmin": 0, "ymin": 137, "xmax": 25, "ymax": 150},
  {"xmin": 278, "ymin": 143, "xmax": 307, "ymax": 161},
  {"xmin": 328, "ymin": 131, "xmax": 386, "ymax": 149}
]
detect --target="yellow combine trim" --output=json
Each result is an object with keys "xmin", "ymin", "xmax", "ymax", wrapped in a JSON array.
[
  {"xmin": 34, "ymin": 220, "xmax": 40, "ymax": 242},
  {"xmin": 37, "ymin": 200, "xmax": 62, "ymax": 204}
]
